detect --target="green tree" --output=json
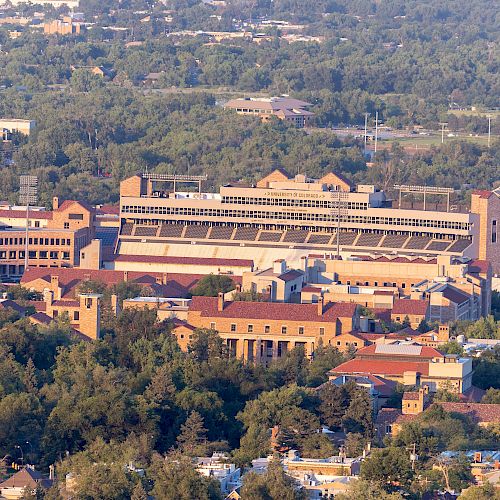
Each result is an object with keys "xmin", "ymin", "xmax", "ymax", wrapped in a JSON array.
[
  {"xmin": 459, "ymin": 483, "xmax": 500, "ymax": 499},
  {"xmin": 361, "ymin": 447, "xmax": 414, "ymax": 492},
  {"xmin": 482, "ymin": 388, "xmax": 500, "ymax": 404},
  {"xmin": 342, "ymin": 387, "xmax": 373, "ymax": 436},
  {"xmin": 191, "ymin": 275, "xmax": 235, "ymax": 297},
  {"xmin": 151, "ymin": 454, "xmax": 222, "ymax": 500},
  {"xmin": 318, "ymin": 383, "xmax": 350, "ymax": 429},
  {"xmin": 240, "ymin": 459, "xmax": 306, "ymax": 500},
  {"xmin": 176, "ymin": 411, "xmax": 208, "ymax": 457},
  {"xmin": 336, "ymin": 479, "xmax": 404, "ymax": 499},
  {"xmin": 23, "ymin": 357, "xmax": 38, "ymax": 395}
]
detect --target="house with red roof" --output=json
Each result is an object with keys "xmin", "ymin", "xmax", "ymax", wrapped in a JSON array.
[
  {"xmin": 329, "ymin": 341, "xmax": 473, "ymax": 395},
  {"xmin": 390, "ymin": 299, "xmax": 429, "ymax": 328}
]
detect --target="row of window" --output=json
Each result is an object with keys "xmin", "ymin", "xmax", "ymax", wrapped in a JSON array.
[
  {"xmin": 221, "ymin": 196, "xmax": 369, "ymax": 210},
  {"xmin": 0, "ymin": 237, "xmax": 71, "ymax": 246},
  {"xmin": 209, "ymin": 322, "xmax": 326, "ymax": 336},
  {"xmin": 0, "ymin": 250, "xmax": 70, "ymax": 260},
  {"xmin": 121, "ymin": 205, "xmax": 471, "ymax": 230}
]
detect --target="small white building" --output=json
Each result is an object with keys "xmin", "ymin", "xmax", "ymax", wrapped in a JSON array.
[{"xmin": 196, "ymin": 453, "xmax": 241, "ymax": 495}]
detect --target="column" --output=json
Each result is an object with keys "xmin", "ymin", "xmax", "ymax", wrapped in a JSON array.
[
  {"xmin": 272, "ymin": 340, "xmax": 279, "ymax": 360},
  {"xmin": 236, "ymin": 338, "xmax": 245, "ymax": 360}
]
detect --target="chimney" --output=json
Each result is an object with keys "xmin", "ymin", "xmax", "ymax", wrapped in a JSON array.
[
  {"xmin": 317, "ymin": 295, "xmax": 324, "ymax": 316},
  {"xmin": 217, "ymin": 292, "xmax": 224, "ymax": 312},
  {"xmin": 162, "ymin": 273, "xmax": 168, "ymax": 285},
  {"xmin": 266, "ymin": 284, "xmax": 273, "ymax": 301},
  {"xmin": 111, "ymin": 293, "xmax": 120, "ymax": 316},
  {"xmin": 236, "ymin": 283, "xmax": 242, "ymax": 293},
  {"xmin": 51, "ymin": 275, "xmax": 59, "ymax": 290},
  {"xmin": 123, "ymin": 271, "xmax": 128, "ymax": 282},
  {"xmin": 52, "ymin": 196, "xmax": 59, "ymax": 210},
  {"xmin": 273, "ymin": 259, "xmax": 286, "ymax": 275},
  {"xmin": 49, "ymin": 465, "xmax": 54, "ymax": 481}
]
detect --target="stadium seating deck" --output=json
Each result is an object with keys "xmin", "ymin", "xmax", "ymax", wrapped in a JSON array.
[
  {"xmin": 337, "ymin": 232, "xmax": 358, "ymax": 245},
  {"xmin": 258, "ymin": 231, "xmax": 283, "ymax": 242},
  {"xmin": 447, "ymin": 239, "xmax": 472, "ymax": 252},
  {"xmin": 307, "ymin": 233, "xmax": 333, "ymax": 245},
  {"xmin": 233, "ymin": 227, "xmax": 259, "ymax": 241},
  {"xmin": 404, "ymin": 236, "xmax": 431, "ymax": 249},
  {"xmin": 159, "ymin": 223, "xmax": 184, "ymax": 238},
  {"xmin": 121, "ymin": 223, "xmax": 133, "ymax": 236},
  {"xmin": 209, "ymin": 226, "xmax": 235, "ymax": 240},
  {"xmin": 283, "ymin": 230, "xmax": 309, "ymax": 243},
  {"xmin": 355, "ymin": 233, "xmax": 383, "ymax": 247},
  {"xmin": 426, "ymin": 240, "xmax": 452, "ymax": 251},
  {"xmin": 379, "ymin": 234, "xmax": 409, "ymax": 248},
  {"xmin": 134, "ymin": 226, "xmax": 159, "ymax": 237},
  {"xmin": 184, "ymin": 225, "xmax": 209, "ymax": 239}
]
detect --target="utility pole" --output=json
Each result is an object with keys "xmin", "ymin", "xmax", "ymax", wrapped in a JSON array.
[
  {"xmin": 487, "ymin": 115, "xmax": 492, "ymax": 148},
  {"xmin": 439, "ymin": 122, "xmax": 448, "ymax": 144},
  {"xmin": 19, "ymin": 175, "xmax": 38, "ymax": 275},
  {"xmin": 364, "ymin": 112, "xmax": 369, "ymax": 155},
  {"xmin": 374, "ymin": 111, "xmax": 379, "ymax": 153}
]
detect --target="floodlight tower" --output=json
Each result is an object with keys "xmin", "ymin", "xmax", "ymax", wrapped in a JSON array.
[{"xmin": 19, "ymin": 175, "xmax": 38, "ymax": 273}]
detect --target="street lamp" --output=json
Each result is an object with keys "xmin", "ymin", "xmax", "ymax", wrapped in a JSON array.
[{"xmin": 14, "ymin": 445, "xmax": 24, "ymax": 466}]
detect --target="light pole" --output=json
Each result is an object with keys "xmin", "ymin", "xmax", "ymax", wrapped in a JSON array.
[
  {"xmin": 374, "ymin": 111, "xmax": 379, "ymax": 153},
  {"xmin": 364, "ymin": 112, "xmax": 369, "ymax": 155},
  {"xmin": 487, "ymin": 114, "xmax": 492, "ymax": 148},
  {"xmin": 15, "ymin": 445, "xmax": 24, "ymax": 466},
  {"xmin": 19, "ymin": 175, "xmax": 38, "ymax": 275},
  {"xmin": 439, "ymin": 122, "xmax": 448, "ymax": 144}
]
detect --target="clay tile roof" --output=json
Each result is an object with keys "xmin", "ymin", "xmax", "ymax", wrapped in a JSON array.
[
  {"xmin": 441, "ymin": 286, "xmax": 469, "ymax": 304},
  {"xmin": 356, "ymin": 343, "xmax": 442, "ymax": 359},
  {"xmin": 52, "ymin": 300, "xmax": 79, "ymax": 307},
  {"xmin": 0, "ymin": 209, "xmax": 52, "ymax": 220},
  {"xmin": 278, "ymin": 270, "xmax": 303, "ymax": 282},
  {"xmin": 55, "ymin": 199, "xmax": 93, "ymax": 212},
  {"xmin": 29, "ymin": 312, "xmax": 52, "ymax": 325},
  {"xmin": 436, "ymin": 402, "xmax": 500, "ymax": 424},
  {"xmin": 403, "ymin": 391, "xmax": 420, "ymax": 400},
  {"xmin": 392, "ymin": 299, "xmax": 429, "ymax": 316},
  {"xmin": 472, "ymin": 190, "xmax": 492, "ymax": 199},
  {"xmin": 0, "ymin": 299, "xmax": 26, "ymax": 314},
  {"xmin": 301, "ymin": 286, "xmax": 321, "ymax": 293},
  {"xmin": 375, "ymin": 408, "xmax": 417, "ymax": 425},
  {"xmin": 468, "ymin": 260, "xmax": 490, "ymax": 275},
  {"xmin": 189, "ymin": 297, "xmax": 357, "ymax": 322},
  {"xmin": 329, "ymin": 358, "xmax": 430, "ymax": 377}
]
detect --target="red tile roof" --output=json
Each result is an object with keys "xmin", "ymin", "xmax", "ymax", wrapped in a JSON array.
[
  {"xmin": 189, "ymin": 296, "xmax": 357, "ymax": 322},
  {"xmin": 278, "ymin": 270, "xmax": 303, "ymax": 282},
  {"xmin": 468, "ymin": 260, "xmax": 490, "ymax": 275},
  {"xmin": 442, "ymin": 286, "xmax": 469, "ymax": 304},
  {"xmin": 52, "ymin": 300, "xmax": 79, "ymax": 308},
  {"xmin": 21, "ymin": 267, "xmax": 226, "ymax": 299},
  {"xmin": 330, "ymin": 358, "xmax": 430, "ymax": 376},
  {"xmin": 0, "ymin": 299, "xmax": 26, "ymax": 314},
  {"xmin": 436, "ymin": 402, "xmax": 500, "ymax": 424},
  {"xmin": 111, "ymin": 254, "xmax": 254, "ymax": 267},
  {"xmin": 356, "ymin": 343, "xmax": 443, "ymax": 359},
  {"xmin": 392, "ymin": 299, "xmax": 429, "ymax": 316},
  {"xmin": 55, "ymin": 199, "xmax": 93, "ymax": 212},
  {"xmin": 301, "ymin": 286, "xmax": 321, "ymax": 293},
  {"xmin": 0, "ymin": 209, "xmax": 52, "ymax": 220},
  {"xmin": 472, "ymin": 190, "xmax": 492, "ymax": 199},
  {"xmin": 375, "ymin": 408, "xmax": 416, "ymax": 425},
  {"xmin": 96, "ymin": 204, "xmax": 120, "ymax": 215},
  {"xmin": 29, "ymin": 312, "xmax": 52, "ymax": 325},
  {"xmin": 403, "ymin": 391, "xmax": 420, "ymax": 400}
]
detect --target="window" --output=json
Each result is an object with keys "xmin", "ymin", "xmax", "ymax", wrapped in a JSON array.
[
  {"xmin": 69, "ymin": 213, "xmax": 84, "ymax": 220},
  {"xmin": 73, "ymin": 311, "xmax": 79, "ymax": 321},
  {"xmin": 493, "ymin": 220, "xmax": 497, "ymax": 243},
  {"xmin": 281, "ymin": 326, "xmax": 287, "ymax": 334},
  {"xmin": 210, "ymin": 322, "xmax": 216, "ymax": 330},
  {"xmin": 230, "ymin": 323, "xmax": 236, "ymax": 332},
  {"xmin": 34, "ymin": 221, "xmax": 40, "ymax": 228},
  {"xmin": 264, "ymin": 325, "xmax": 270, "ymax": 333},
  {"xmin": 64, "ymin": 222, "xmax": 69, "ymax": 229},
  {"xmin": 336, "ymin": 341, "xmax": 341, "ymax": 346},
  {"xmin": 396, "ymin": 317, "xmax": 401, "ymax": 322},
  {"xmin": 402, "ymin": 283, "xmax": 406, "ymax": 289},
  {"xmin": 53, "ymin": 310, "xmax": 58, "ymax": 318},
  {"xmin": 374, "ymin": 281, "xmax": 378, "ymax": 286},
  {"xmin": 247, "ymin": 324, "xmax": 253, "ymax": 333},
  {"xmin": 385, "ymin": 425, "xmax": 392, "ymax": 434},
  {"xmin": 298, "ymin": 326, "xmax": 304, "ymax": 335},
  {"xmin": 319, "ymin": 327, "xmax": 325, "ymax": 336}
]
